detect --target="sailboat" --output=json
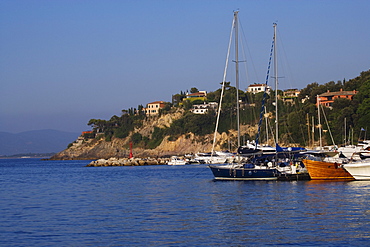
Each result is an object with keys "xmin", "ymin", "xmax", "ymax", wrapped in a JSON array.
[
  {"xmin": 336, "ymin": 124, "xmax": 370, "ymax": 158},
  {"xmin": 237, "ymin": 140, "xmax": 275, "ymax": 155},
  {"xmin": 194, "ymin": 151, "xmax": 234, "ymax": 164},
  {"xmin": 265, "ymin": 23, "xmax": 307, "ymax": 179},
  {"xmin": 331, "ymin": 126, "xmax": 370, "ymax": 180},
  {"xmin": 302, "ymin": 97, "xmax": 354, "ymax": 180},
  {"xmin": 343, "ymin": 155, "xmax": 370, "ymax": 180},
  {"xmin": 208, "ymin": 11, "xmax": 280, "ymax": 180}
]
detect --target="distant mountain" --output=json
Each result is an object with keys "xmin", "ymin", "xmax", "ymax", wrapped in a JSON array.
[{"xmin": 0, "ymin": 129, "xmax": 80, "ymax": 156}]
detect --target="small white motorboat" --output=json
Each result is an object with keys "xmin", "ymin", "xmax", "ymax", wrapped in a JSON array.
[{"xmin": 167, "ymin": 156, "xmax": 187, "ymax": 166}]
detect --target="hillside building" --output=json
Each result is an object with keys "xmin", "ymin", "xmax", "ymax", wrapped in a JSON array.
[
  {"xmin": 184, "ymin": 91, "xmax": 207, "ymax": 102},
  {"xmin": 191, "ymin": 102, "xmax": 218, "ymax": 114},
  {"xmin": 145, "ymin": 101, "xmax": 165, "ymax": 115},
  {"xmin": 282, "ymin": 89, "xmax": 300, "ymax": 103},
  {"xmin": 247, "ymin": 83, "xmax": 271, "ymax": 94},
  {"xmin": 317, "ymin": 89, "xmax": 357, "ymax": 108}
]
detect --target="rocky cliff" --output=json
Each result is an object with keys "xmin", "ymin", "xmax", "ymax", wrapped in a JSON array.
[{"xmin": 50, "ymin": 110, "xmax": 258, "ymax": 160}]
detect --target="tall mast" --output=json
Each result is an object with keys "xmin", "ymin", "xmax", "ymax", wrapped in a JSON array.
[
  {"xmin": 211, "ymin": 12, "xmax": 234, "ymax": 156},
  {"xmin": 265, "ymin": 108, "xmax": 269, "ymax": 144},
  {"xmin": 234, "ymin": 11, "xmax": 241, "ymax": 150},
  {"xmin": 273, "ymin": 23, "xmax": 278, "ymax": 144},
  {"xmin": 344, "ymin": 117, "xmax": 347, "ymax": 145},
  {"xmin": 312, "ymin": 116, "xmax": 315, "ymax": 147},
  {"xmin": 317, "ymin": 95, "xmax": 323, "ymax": 150},
  {"xmin": 307, "ymin": 113, "xmax": 310, "ymax": 147}
]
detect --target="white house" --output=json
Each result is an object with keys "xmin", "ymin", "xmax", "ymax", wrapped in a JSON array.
[
  {"xmin": 144, "ymin": 101, "xmax": 165, "ymax": 115},
  {"xmin": 247, "ymin": 83, "xmax": 271, "ymax": 94},
  {"xmin": 191, "ymin": 102, "xmax": 218, "ymax": 114}
]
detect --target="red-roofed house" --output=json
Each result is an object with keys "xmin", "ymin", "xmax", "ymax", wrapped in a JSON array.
[
  {"xmin": 183, "ymin": 91, "xmax": 207, "ymax": 102},
  {"xmin": 82, "ymin": 131, "xmax": 93, "ymax": 136},
  {"xmin": 145, "ymin": 101, "xmax": 165, "ymax": 115},
  {"xmin": 317, "ymin": 89, "xmax": 357, "ymax": 108},
  {"xmin": 186, "ymin": 91, "xmax": 207, "ymax": 98}
]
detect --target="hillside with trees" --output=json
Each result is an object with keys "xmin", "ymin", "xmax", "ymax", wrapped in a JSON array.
[
  {"xmin": 296, "ymin": 69, "xmax": 370, "ymax": 146},
  {"xmin": 52, "ymin": 69, "xmax": 370, "ymax": 159}
]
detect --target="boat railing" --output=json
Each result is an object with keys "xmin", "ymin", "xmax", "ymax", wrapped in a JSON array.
[{"xmin": 324, "ymin": 156, "xmax": 349, "ymax": 164}]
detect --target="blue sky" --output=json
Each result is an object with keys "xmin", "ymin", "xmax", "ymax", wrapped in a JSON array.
[{"xmin": 1, "ymin": 0, "xmax": 369, "ymax": 133}]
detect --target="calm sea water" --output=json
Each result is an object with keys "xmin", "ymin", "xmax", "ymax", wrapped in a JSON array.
[{"xmin": 0, "ymin": 158, "xmax": 369, "ymax": 246}]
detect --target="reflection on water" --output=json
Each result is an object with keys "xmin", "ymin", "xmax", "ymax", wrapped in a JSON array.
[{"xmin": 0, "ymin": 159, "xmax": 369, "ymax": 246}]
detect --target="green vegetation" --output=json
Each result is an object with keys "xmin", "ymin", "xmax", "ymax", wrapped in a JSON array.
[
  {"xmin": 168, "ymin": 111, "xmax": 215, "ymax": 137},
  {"xmin": 285, "ymin": 69, "xmax": 370, "ymax": 146},
  {"xmin": 84, "ymin": 69, "xmax": 370, "ymax": 149},
  {"xmin": 87, "ymin": 106, "xmax": 146, "ymax": 141}
]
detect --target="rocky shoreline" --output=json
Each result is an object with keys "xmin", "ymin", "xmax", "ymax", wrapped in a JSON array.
[
  {"xmin": 86, "ymin": 157, "xmax": 168, "ymax": 167},
  {"xmin": 50, "ymin": 110, "xmax": 260, "ymax": 161}
]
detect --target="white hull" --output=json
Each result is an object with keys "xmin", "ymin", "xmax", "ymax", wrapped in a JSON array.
[
  {"xmin": 343, "ymin": 162, "xmax": 370, "ymax": 180},
  {"xmin": 238, "ymin": 140, "xmax": 276, "ymax": 155},
  {"xmin": 337, "ymin": 140, "xmax": 370, "ymax": 158},
  {"xmin": 168, "ymin": 162, "xmax": 186, "ymax": 166},
  {"xmin": 195, "ymin": 151, "xmax": 234, "ymax": 164},
  {"xmin": 167, "ymin": 156, "xmax": 187, "ymax": 166}
]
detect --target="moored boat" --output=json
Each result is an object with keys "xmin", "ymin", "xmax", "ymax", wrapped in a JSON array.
[
  {"xmin": 276, "ymin": 159, "xmax": 311, "ymax": 181},
  {"xmin": 167, "ymin": 156, "xmax": 187, "ymax": 166},
  {"xmin": 209, "ymin": 163, "xmax": 279, "ymax": 180},
  {"xmin": 237, "ymin": 140, "xmax": 275, "ymax": 155},
  {"xmin": 207, "ymin": 11, "xmax": 280, "ymax": 180},
  {"xmin": 343, "ymin": 160, "xmax": 370, "ymax": 180},
  {"xmin": 336, "ymin": 141, "xmax": 370, "ymax": 158},
  {"xmin": 302, "ymin": 156, "xmax": 354, "ymax": 180},
  {"xmin": 208, "ymin": 13, "xmax": 305, "ymax": 181},
  {"xmin": 194, "ymin": 151, "xmax": 234, "ymax": 164}
]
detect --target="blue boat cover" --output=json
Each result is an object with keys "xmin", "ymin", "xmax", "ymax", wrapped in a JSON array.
[{"xmin": 275, "ymin": 143, "xmax": 306, "ymax": 153}]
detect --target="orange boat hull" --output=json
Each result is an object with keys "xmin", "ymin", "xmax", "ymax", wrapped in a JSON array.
[{"xmin": 303, "ymin": 159, "xmax": 354, "ymax": 180}]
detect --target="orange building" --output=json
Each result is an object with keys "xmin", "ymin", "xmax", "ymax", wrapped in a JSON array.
[{"xmin": 317, "ymin": 89, "xmax": 357, "ymax": 107}]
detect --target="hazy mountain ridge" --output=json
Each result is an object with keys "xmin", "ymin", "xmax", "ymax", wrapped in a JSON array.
[{"xmin": 0, "ymin": 129, "xmax": 80, "ymax": 155}]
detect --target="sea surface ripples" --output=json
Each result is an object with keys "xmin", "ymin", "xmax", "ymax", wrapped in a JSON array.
[{"xmin": 0, "ymin": 158, "xmax": 369, "ymax": 246}]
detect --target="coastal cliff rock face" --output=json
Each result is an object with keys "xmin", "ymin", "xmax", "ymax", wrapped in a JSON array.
[
  {"xmin": 136, "ymin": 110, "xmax": 184, "ymax": 137},
  {"xmin": 51, "ymin": 138, "xmax": 122, "ymax": 160},
  {"xmin": 50, "ymin": 110, "xmax": 258, "ymax": 160}
]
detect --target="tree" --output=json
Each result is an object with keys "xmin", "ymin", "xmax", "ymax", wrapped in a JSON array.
[
  {"xmin": 86, "ymin": 69, "xmax": 370, "ymax": 147},
  {"xmin": 132, "ymin": 132, "xmax": 142, "ymax": 145},
  {"xmin": 191, "ymin": 99, "xmax": 204, "ymax": 105},
  {"xmin": 206, "ymin": 89, "xmax": 221, "ymax": 103},
  {"xmin": 190, "ymin": 87, "xmax": 199, "ymax": 93},
  {"xmin": 137, "ymin": 105, "xmax": 144, "ymax": 115},
  {"xmin": 88, "ymin": 119, "xmax": 109, "ymax": 133},
  {"xmin": 172, "ymin": 93, "xmax": 186, "ymax": 105},
  {"xmin": 182, "ymin": 100, "xmax": 193, "ymax": 110},
  {"xmin": 356, "ymin": 98, "xmax": 370, "ymax": 131},
  {"xmin": 220, "ymin": 81, "xmax": 231, "ymax": 89}
]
